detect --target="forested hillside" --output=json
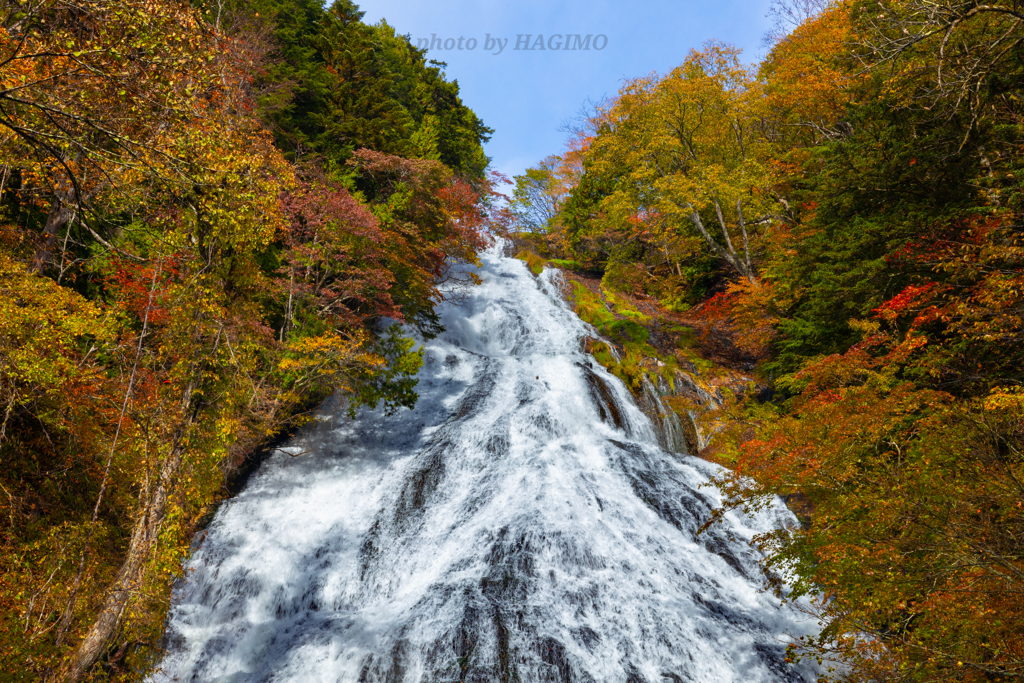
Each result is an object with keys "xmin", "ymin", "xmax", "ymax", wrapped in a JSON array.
[
  {"xmin": 0, "ymin": 0, "xmax": 501, "ymax": 679},
  {"xmin": 512, "ymin": 0, "xmax": 1024, "ymax": 679}
]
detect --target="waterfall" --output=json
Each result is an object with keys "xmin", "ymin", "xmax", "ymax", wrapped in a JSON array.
[{"xmin": 152, "ymin": 239, "xmax": 819, "ymax": 683}]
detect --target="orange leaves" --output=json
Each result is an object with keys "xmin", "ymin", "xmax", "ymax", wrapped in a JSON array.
[
  {"xmin": 107, "ymin": 258, "xmax": 183, "ymax": 327},
  {"xmin": 760, "ymin": 2, "xmax": 861, "ymax": 145},
  {"xmin": 433, "ymin": 176, "xmax": 493, "ymax": 254},
  {"xmin": 278, "ymin": 329, "xmax": 381, "ymax": 398},
  {"xmin": 701, "ymin": 291, "xmax": 738, "ymax": 321},
  {"xmin": 871, "ymin": 282, "xmax": 937, "ymax": 323},
  {"xmin": 862, "ymin": 214, "xmax": 1024, "ymax": 384},
  {"xmin": 983, "ymin": 386, "xmax": 1024, "ymax": 412},
  {"xmin": 715, "ymin": 335, "xmax": 1024, "ymax": 679}
]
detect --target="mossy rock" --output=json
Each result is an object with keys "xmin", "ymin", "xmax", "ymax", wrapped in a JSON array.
[
  {"xmin": 672, "ymin": 326, "xmax": 697, "ymax": 349},
  {"xmin": 603, "ymin": 289, "xmax": 650, "ymax": 323},
  {"xmin": 571, "ymin": 281, "xmax": 615, "ymax": 329},
  {"xmin": 585, "ymin": 339, "xmax": 616, "ymax": 367},
  {"xmin": 606, "ymin": 319, "xmax": 649, "ymax": 344}
]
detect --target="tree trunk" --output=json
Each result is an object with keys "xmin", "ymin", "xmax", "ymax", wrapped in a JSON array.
[
  {"xmin": 58, "ymin": 441, "xmax": 185, "ymax": 682},
  {"xmin": 685, "ymin": 202, "xmax": 758, "ymax": 286},
  {"xmin": 29, "ymin": 196, "xmax": 76, "ymax": 275}
]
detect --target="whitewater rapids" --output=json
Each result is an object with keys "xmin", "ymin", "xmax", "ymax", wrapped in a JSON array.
[{"xmin": 152, "ymin": 240, "xmax": 819, "ymax": 682}]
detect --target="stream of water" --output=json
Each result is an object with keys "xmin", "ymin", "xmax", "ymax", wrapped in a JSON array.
[{"xmin": 152, "ymin": 240, "xmax": 819, "ymax": 682}]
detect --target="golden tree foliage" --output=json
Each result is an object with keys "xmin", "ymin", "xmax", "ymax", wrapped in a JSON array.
[
  {"xmin": 760, "ymin": 1, "xmax": 862, "ymax": 146},
  {"xmin": 588, "ymin": 43, "xmax": 780, "ymax": 284},
  {"xmin": 0, "ymin": 0, "xmax": 222, "ymax": 275}
]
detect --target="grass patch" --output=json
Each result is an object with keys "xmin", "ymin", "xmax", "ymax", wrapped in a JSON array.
[
  {"xmin": 672, "ymin": 326, "xmax": 697, "ymax": 349},
  {"xmin": 572, "ymin": 281, "xmax": 615, "ymax": 329},
  {"xmin": 586, "ymin": 339, "xmax": 616, "ymax": 367},
  {"xmin": 606, "ymin": 319, "xmax": 649, "ymax": 344},
  {"xmin": 659, "ymin": 353, "xmax": 679, "ymax": 391},
  {"xmin": 585, "ymin": 339, "xmax": 647, "ymax": 390},
  {"xmin": 573, "ymin": 282, "xmax": 657, "ymax": 348},
  {"xmin": 515, "ymin": 250, "xmax": 546, "ymax": 276},
  {"xmin": 574, "ymin": 282, "xmax": 710, "ymax": 398},
  {"xmin": 676, "ymin": 348, "xmax": 715, "ymax": 374},
  {"xmin": 660, "ymin": 294, "xmax": 692, "ymax": 313},
  {"xmin": 548, "ymin": 258, "xmax": 583, "ymax": 271},
  {"xmin": 603, "ymin": 289, "xmax": 650, "ymax": 323}
]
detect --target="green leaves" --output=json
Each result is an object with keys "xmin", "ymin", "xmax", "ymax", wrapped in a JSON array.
[{"xmin": 220, "ymin": 0, "xmax": 490, "ymax": 178}]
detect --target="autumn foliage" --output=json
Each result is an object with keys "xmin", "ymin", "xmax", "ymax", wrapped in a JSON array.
[
  {"xmin": 0, "ymin": 0, "xmax": 498, "ymax": 680},
  {"xmin": 513, "ymin": 0, "xmax": 1024, "ymax": 678}
]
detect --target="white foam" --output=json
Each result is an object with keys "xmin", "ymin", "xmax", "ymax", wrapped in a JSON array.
[{"xmin": 152, "ymin": 239, "xmax": 820, "ymax": 682}]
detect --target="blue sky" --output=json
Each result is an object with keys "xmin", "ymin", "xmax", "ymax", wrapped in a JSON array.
[{"xmin": 358, "ymin": 0, "xmax": 775, "ymax": 181}]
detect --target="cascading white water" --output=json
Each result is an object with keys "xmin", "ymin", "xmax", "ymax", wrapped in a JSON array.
[{"xmin": 152, "ymin": 239, "xmax": 819, "ymax": 683}]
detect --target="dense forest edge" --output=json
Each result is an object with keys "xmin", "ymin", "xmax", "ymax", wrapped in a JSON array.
[
  {"xmin": 507, "ymin": 0, "xmax": 1024, "ymax": 679},
  {"xmin": 0, "ymin": 0, "xmax": 509, "ymax": 679}
]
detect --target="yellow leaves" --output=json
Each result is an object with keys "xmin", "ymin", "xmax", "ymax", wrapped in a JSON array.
[
  {"xmin": 280, "ymin": 331, "xmax": 369, "ymax": 368},
  {"xmin": 279, "ymin": 331, "xmax": 384, "ymax": 393},
  {"xmin": 848, "ymin": 317, "xmax": 881, "ymax": 339},
  {"xmin": 983, "ymin": 386, "xmax": 1024, "ymax": 413},
  {"xmin": 759, "ymin": 2, "xmax": 861, "ymax": 147},
  {"xmin": 0, "ymin": 253, "xmax": 113, "ymax": 397},
  {"xmin": 215, "ymin": 417, "xmax": 238, "ymax": 443},
  {"xmin": 592, "ymin": 41, "xmax": 776, "ymax": 250},
  {"xmin": 1, "ymin": 0, "xmax": 287, "ymax": 259}
]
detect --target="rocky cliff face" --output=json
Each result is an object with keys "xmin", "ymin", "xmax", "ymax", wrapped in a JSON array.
[
  {"xmin": 527, "ymin": 258, "xmax": 763, "ymax": 462},
  {"xmin": 619, "ymin": 352, "xmax": 754, "ymax": 458}
]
